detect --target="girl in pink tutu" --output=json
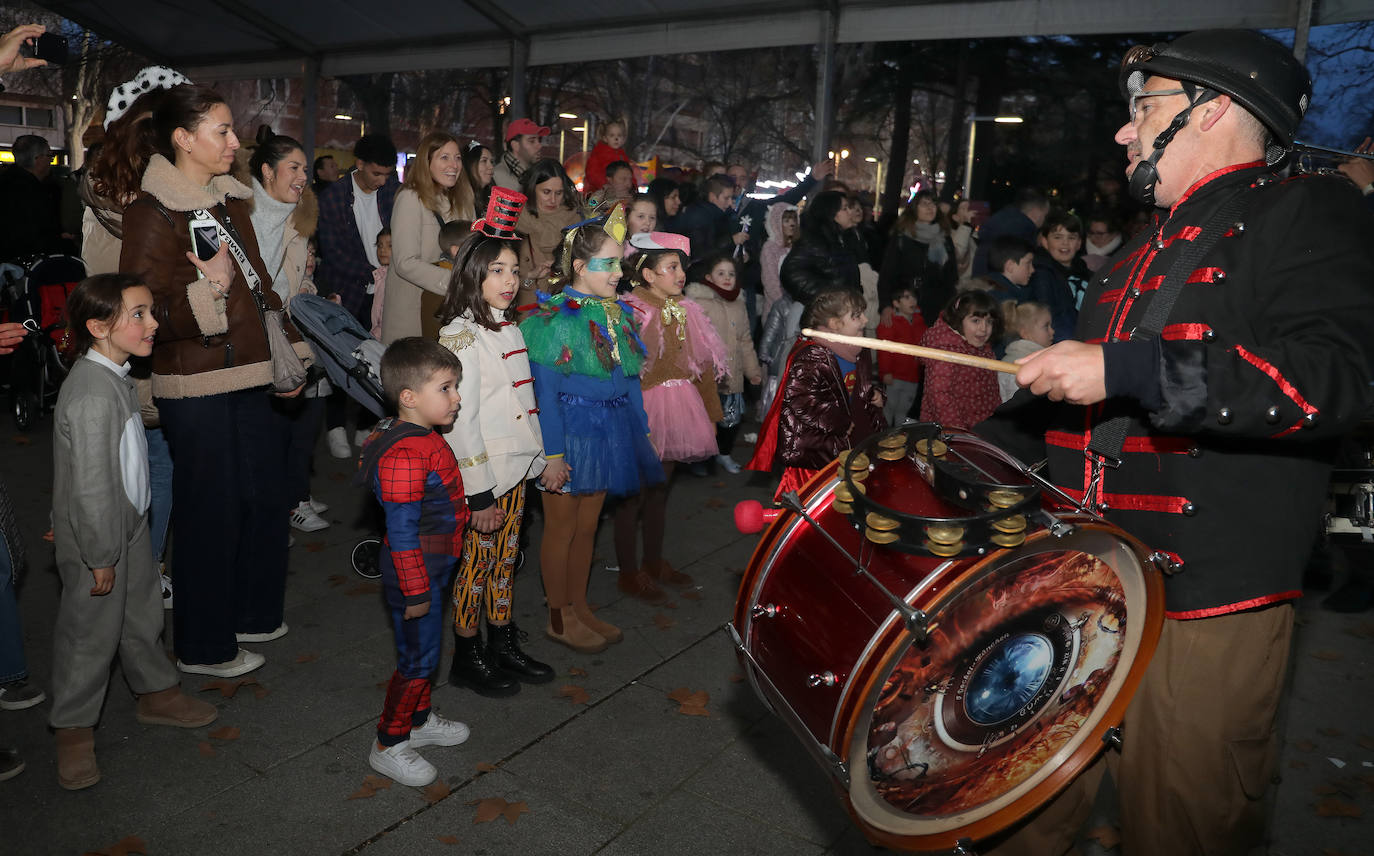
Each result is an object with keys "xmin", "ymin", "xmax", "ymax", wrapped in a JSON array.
[{"xmin": 613, "ymin": 232, "xmax": 727, "ymax": 603}]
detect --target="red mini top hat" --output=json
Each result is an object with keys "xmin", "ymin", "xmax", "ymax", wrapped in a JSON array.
[{"xmin": 473, "ymin": 187, "xmax": 526, "ymax": 240}]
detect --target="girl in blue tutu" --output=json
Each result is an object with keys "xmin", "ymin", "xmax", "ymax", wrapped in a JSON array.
[{"xmin": 520, "ymin": 204, "xmax": 662, "ymax": 654}]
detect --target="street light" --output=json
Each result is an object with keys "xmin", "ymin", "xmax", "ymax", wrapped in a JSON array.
[
  {"xmin": 557, "ymin": 113, "xmax": 578, "ymax": 162},
  {"xmin": 962, "ymin": 114, "xmax": 1023, "ymax": 200},
  {"xmin": 865, "ymin": 156, "xmax": 883, "ymax": 213}
]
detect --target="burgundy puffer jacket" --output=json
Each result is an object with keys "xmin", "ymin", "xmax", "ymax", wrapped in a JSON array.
[{"xmin": 776, "ymin": 340, "xmax": 886, "ymax": 469}]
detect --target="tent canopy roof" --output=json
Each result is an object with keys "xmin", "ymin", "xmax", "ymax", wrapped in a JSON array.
[{"xmin": 37, "ymin": 0, "xmax": 1374, "ymax": 80}]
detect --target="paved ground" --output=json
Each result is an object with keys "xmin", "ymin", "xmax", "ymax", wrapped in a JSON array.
[{"xmin": 0, "ymin": 412, "xmax": 1370, "ymax": 855}]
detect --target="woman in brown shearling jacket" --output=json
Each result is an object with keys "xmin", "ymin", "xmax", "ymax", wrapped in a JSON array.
[{"xmin": 118, "ymin": 84, "xmax": 308, "ymax": 679}]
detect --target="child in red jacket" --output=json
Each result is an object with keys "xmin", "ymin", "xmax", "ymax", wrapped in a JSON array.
[
  {"xmin": 876, "ymin": 285, "xmax": 926, "ymax": 425},
  {"xmin": 583, "ymin": 120, "xmax": 628, "ymax": 195}
]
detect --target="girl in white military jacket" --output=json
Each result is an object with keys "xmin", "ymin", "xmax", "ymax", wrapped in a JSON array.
[{"xmin": 437, "ymin": 190, "xmax": 558, "ymax": 697}]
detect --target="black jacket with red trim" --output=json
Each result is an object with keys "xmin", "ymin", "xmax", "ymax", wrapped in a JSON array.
[{"xmin": 983, "ymin": 163, "xmax": 1374, "ymax": 618}]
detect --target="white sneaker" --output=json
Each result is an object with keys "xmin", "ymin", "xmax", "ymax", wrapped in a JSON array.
[
  {"xmin": 369, "ymin": 739, "xmax": 437, "ymax": 787},
  {"xmin": 327, "ymin": 427, "xmax": 351, "ymax": 459},
  {"xmin": 307, "ymin": 496, "xmax": 329, "ymax": 514},
  {"xmin": 236, "ymin": 623, "xmax": 289, "ymax": 643},
  {"xmin": 354, "ymin": 428, "xmax": 372, "ymax": 449},
  {"xmin": 290, "ymin": 502, "xmax": 330, "ymax": 532},
  {"xmin": 715, "ymin": 454, "xmax": 742, "ymax": 474},
  {"xmin": 160, "ymin": 573, "xmax": 173, "ymax": 610},
  {"xmin": 177, "ymin": 648, "xmax": 265, "ymax": 678},
  {"xmin": 407, "ymin": 712, "xmax": 470, "ymax": 749}
]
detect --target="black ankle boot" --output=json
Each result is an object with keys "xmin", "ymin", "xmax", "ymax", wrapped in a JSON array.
[
  {"xmin": 487, "ymin": 623, "xmax": 555, "ymax": 684},
  {"xmin": 449, "ymin": 633, "xmax": 520, "ymax": 697}
]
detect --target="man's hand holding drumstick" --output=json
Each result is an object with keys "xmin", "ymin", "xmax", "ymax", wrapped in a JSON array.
[{"xmin": 805, "ymin": 328, "xmax": 1108, "ymax": 406}]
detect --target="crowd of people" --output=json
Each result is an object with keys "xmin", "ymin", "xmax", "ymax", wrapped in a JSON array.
[{"xmin": 3, "ymin": 19, "xmax": 1374, "ymax": 856}]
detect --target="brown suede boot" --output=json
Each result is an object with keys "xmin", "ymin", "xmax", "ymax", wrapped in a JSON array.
[
  {"xmin": 617, "ymin": 568, "xmax": 668, "ymax": 603},
  {"xmin": 646, "ymin": 559, "xmax": 693, "ymax": 587},
  {"xmin": 136, "ymin": 686, "xmax": 219, "ymax": 728},
  {"xmin": 545, "ymin": 607, "xmax": 608, "ymax": 654},
  {"xmin": 572, "ymin": 602, "xmax": 623, "ymax": 644},
  {"xmin": 55, "ymin": 727, "xmax": 100, "ymax": 790}
]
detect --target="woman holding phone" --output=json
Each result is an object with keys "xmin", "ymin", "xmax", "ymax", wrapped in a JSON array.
[{"xmin": 118, "ymin": 84, "xmax": 311, "ymax": 679}]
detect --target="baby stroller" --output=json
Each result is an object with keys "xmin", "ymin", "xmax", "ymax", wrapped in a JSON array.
[
  {"xmin": 0, "ymin": 254, "xmax": 86, "ymax": 430},
  {"xmin": 289, "ymin": 294, "xmax": 390, "ymax": 578}
]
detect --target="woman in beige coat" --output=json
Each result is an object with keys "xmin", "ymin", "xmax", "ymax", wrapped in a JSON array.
[{"xmin": 379, "ymin": 131, "xmax": 462, "ymax": 343}]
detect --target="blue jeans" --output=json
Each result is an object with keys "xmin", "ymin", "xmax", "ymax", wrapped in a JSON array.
[
  {"xmin": 0, "ymin": 545, "xmax": 28, "ymax": 683},
  {"xmin": 145, "ymin": 426, "xmax": 174, "ymax": 563}
]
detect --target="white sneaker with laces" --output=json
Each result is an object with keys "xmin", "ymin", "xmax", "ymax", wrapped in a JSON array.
[
  {"xmin": 407, "ymin": 712, "xmax": 470, "ymax": 748},
  {"xmin": 715, "ymin": 454, "xmax": 742, "ymax": 475},
  {"xmin": 327, "ymin": 426, "xmax": 352, "ymax": 458},
  {"xmin": 290, "ymin": 502, "xmax": 330, "ymax": 532},
  {"xmin": 369, "ymin": 740, "xmax": 437, "ymax": 787},
  {"xmin": 307, "ymin": 496, "xmax": 329, "ymax": 514},
  {"xmin": 177, "ymin": 648, "xmax": 265, "ymax": 678}
]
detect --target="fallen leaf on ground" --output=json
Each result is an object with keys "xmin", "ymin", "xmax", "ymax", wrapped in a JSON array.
[
  {"xmin": 327, "ymin": 574, "xmax": 348, "ymax": 587},
  {"xmin": 668, "ymin": 687, "xmax": 710, "ymax": 715},
  {"xmin": 704, "ymin": 497, "xmax": 725, "ymax": 509},
  {"xmin": 253, "ymin": 686, "xmax": 270, "ymax": 700},
  {"xmin": 652, "ymin": 613, "xmax": 676, "ymax": 630},
  {"xmin": 346, "ymin": 582, "xmax": 382, "ymax": 597},
  {"xmin": 475, "ymin": 762, "xmax": 497, "ymax": 772},
  {"xmin": 569, "ymin": 666, "xmax": 588, "ymax": 677},
  {"xmin": 1358, "ymin": 735, "xmax": 1374, "ymax": 751},
  {"xmin": 436, "ymin": 835, "xmax": 459, "ymax": 845},
  {"xmin": 197, "ymin": 742, "xmax": 215, "ymax": 758},
  {"xmin": 1311, "ymin": 649, "xmax": 1344, "ymax": 661},
  {"xmin": 81, "ymin": 835, "xmax": 148, "ymax": 856},
  {"xmin": 305, "ymin": 541, "xmax": 327, "ymax": 552},
  {"xmin": 1347, "ymin": 621, "xmax": 1374, "ymax": 639},
  {"xmin": 712, "ymin": 481, "xmax": 727, "ymax": 488},
  {"xmin": 1086, "ymin": 825, "xmax": 1121, "ymax": 849},
  {"xmin": 1315, "ymin": 797, "xmax": 1362, "ymax": 818},
  {"xmin": 347, "ymin": 784, "xmax": 378, "ymax": 800},
  {"xmin": 198, "ymin": 678, "xmax": 259, "ymax": 698},
  {"xmin": 208, "ymin": 726, "xmax": 241, "ymax": 741},
  {"xmin": 1318, "ymin": 727, "xmax": 1344, "ymax": 737},
  {"xmin": 469, "ymin": 797, "xmax": 530, "ymax": 825},
  {"xmin": 295, "ymin": 652, "xmax": 319, "ymax": 664},
  {"xmin": 681, "ymin": 590, "xmax": 701, "ymax": 601},
  {"xmin": 557, "ymin": 685, "xmax": 590, "ymax": 705},
  {"xmin": 423, "ymin": 780, "xmax": 451, "ymax": 803},
  {"xmin": 1294, "ymin": 739, "xmax": 1317, "ymax": 752},
  {"xmin": 729, "ymin": 672, "xmax": 745, "ymax": 683}
]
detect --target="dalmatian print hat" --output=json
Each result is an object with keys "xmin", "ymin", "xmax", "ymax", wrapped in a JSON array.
[{"xmin": 104, "ymin": 66, "xmax": 192, "ymax": 129}]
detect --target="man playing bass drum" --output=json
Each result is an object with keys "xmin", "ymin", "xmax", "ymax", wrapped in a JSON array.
[{"xmin": 981, "ymin": 29, "xmax": 1374, "ymax": 856}]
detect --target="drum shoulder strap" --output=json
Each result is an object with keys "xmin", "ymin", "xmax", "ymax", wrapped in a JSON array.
[{"xmin": 1086, "ymin": 187, "xmax": 1253, "ymax": 465}]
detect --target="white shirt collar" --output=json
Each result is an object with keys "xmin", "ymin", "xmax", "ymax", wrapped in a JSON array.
[{"xmin": 84, "ymin": 349, "xmax": 132, "ymax": 378}]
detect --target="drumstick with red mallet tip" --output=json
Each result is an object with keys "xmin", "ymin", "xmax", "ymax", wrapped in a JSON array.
[{"xmin": 801, "ymin": 328, "xmax": 1022, "ymax": 374}]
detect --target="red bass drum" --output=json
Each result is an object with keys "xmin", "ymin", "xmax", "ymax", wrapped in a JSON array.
[{"xmin": 729, "ymin": 425, "xmax": 1164, "ymax": 852}]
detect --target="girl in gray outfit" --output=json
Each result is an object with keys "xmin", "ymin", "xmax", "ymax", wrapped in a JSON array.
[{"xmin": 50, "ymin": 274, "xmax": 217, "ymax": 790}]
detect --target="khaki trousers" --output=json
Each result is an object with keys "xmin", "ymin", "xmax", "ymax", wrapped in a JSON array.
[{"xmin": 985, "ymin": 604, "xmax": 1294, "ymax": 856}]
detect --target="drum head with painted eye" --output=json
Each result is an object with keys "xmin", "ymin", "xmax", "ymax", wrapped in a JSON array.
[{"xmin": 843, "ymin": 527, "xmax": 1159, "ymax": 850}]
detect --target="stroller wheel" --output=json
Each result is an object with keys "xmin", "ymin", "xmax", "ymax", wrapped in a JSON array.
[
  {"xmin": 12, "ymin": 392, "xmax": 35, "ymax": 432},
  {"xmin": 351, "ymin": 538, "xmax": 383, "ymax": 579}
]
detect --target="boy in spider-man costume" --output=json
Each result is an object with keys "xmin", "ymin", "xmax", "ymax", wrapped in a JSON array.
[{"xmin": 355, "ymin": 337, "xmax": 472, "ymax": 787}]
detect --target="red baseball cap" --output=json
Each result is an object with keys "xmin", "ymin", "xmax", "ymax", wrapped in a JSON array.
[{"xmin": 504, "ymin": 118, "xmax": 551, "ymax": 142}]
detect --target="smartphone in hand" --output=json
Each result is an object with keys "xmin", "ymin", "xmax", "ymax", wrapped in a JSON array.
[
  {"xmin": 188, "ymin": 216, "xmax": 221, "ymax": 263},
  {"xmin": 22, "ymin": 32, "xmax": 68, "ymax": 65}
]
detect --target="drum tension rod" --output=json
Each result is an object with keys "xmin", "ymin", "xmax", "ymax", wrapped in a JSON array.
[{"xmin": 778, "ymin": 491, "xmax": 933, "ymax": 642}]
